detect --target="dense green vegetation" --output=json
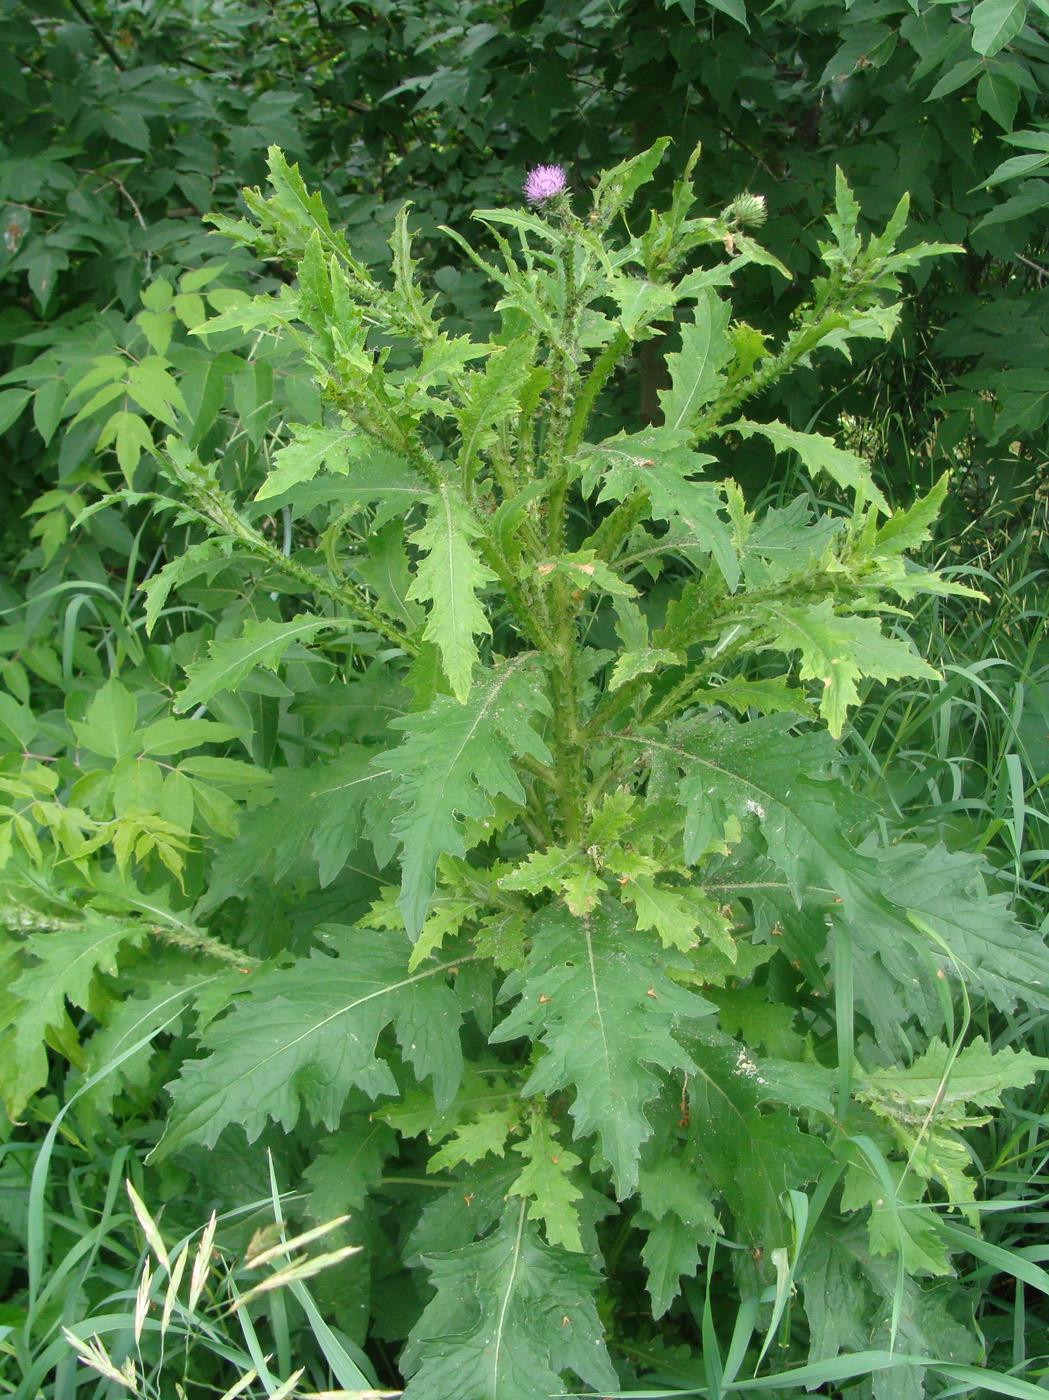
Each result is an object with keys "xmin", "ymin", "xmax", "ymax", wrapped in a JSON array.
[{"xmin": 1, "ymin": 3, "xmax": 1046, "ymax": 1397}]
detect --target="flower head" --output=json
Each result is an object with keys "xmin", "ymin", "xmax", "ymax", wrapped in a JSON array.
[{"xmin": 524, "ymin": 164, "xmax": 568, "ymax": 205}]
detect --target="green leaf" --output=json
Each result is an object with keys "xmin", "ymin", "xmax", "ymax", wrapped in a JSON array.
[
  {"xmin": 875, "ymin": 475, "xmax": 948, "ymax": 555},
  {"xmin": 385, "ymin": 657, "xmax": 552, "ymax": 939},
  {"xmin": 174, "ymin": 615, "xmax": 352, "ymax": 712},
  {"xmin": 136, "ymin": 716, "xmax": 240, "ymax": 756},
  {"xmin": 72, "ymin": 677, "xmax": 139, "ymax": 759},
  {"xmin": 641, "ymin": 1214, "xmax": 708, "ymax": 1320},
  {"xmin": 304, "ymin": 1113, "xmax": 397, "ymax": 1218},
  {"xmin": 0, "ymin": 388, "xmax": 32, "ymax": 435},
  {"xmin": 637, "ymin": 1152, "xmax": 719, "ymax": 1317},
  {"xmin": 862, "ymin": 842, "xmax": 1049, "ymax": 1020},
  {"xmin": 126, "ymin": 357, "xmax": 186, "ymax": 427},
  {"xmin": 622, "ymin": 876, "xmax": 703, "ymax": 951},
  {"xmin": 406, "ymin": 485, "xmax": 496, "ymax": 702},
  {"xmin": 859, "ymin": 1036, "xmax": 1049, "ymax": 1119},
  {"xmin": 687, "ymin": 1040, "xmax": 830, "ymax": 1246},
  {"xmin": 157, "ymin": 935, "xmax": 464, "ymax": 1158},
  {"xmin": 400, "ymin": 1201, "xmax": 617, "ymax": 1400},
  {"xmin": 801, "ymin": 1222, "xmax": 979, "ymax": 1379},
  {"xmin": 730, "ymin": 419, "xmax": 889, "ymax": 514},
  {"xmin": 696, "ymin": 676, "xmax": 815, "ymax": 717},
  {"xmin": 758, "ymin": 600, "xmax": 939, "ymax": 736},
  {"xmin": 492, "ymin": 902, "xmax": 715, "ymax": 1196},
  {"xmin": 509, "ymin": 1112, "xmax": 585, "ymax": 1252},
  {"xmin": 596, "ymin": 438, "xmax": 738, "ymax": 590},
  {"xmin": 4, "ymin": 913, "xmax": 145, "ymax": 1117},
  {"xmin": 257, "ymin": 424, "xmax": 419, "ymax": 503},
  {"xmin": 200, "ymin": 744, "xmax": 386, "ymax": 912},
  {"xmin": 971, "ymin": 0, "xmax": 1026, "ymax": 55},
  {"xmin": 977, "ymin": 70, "xmax": 1020, "ymax": 130},
  {"xmin": 454, "ymin": 337, "xmax": 535, "ymax": 479},
  {"xmin": 429, "ymin": 1110, "xmax": 517, "ymax": 1172},
  {"xmin": 658, "ymin": 289, "xmax": 732, "ymax": 432},
  {"xmin": 594, "ymin": 137, "xmax": 673, "ymax": 225},
  {"xmin": 706, "ymin": 0, "xmax": 749, "ymax": 28}
]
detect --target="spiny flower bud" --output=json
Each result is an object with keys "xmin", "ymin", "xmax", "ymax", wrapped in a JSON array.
[{"xmin": 722, "ymin": 192, "xmax": 768, "ymax": 229}]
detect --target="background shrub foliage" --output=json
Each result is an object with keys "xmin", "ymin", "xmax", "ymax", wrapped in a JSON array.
[{"xmin": 1, "ymin": 2, "xmax": 1047, "ymax": 1397}]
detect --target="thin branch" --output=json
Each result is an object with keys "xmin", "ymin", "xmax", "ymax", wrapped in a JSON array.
[{"xmin": 68, "ymin": 0, "xmax": 126, "ymax": 70}]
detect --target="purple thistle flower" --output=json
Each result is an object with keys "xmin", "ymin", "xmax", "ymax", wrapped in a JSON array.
[{"xmin": 524, "ymin": 164, "xmax": 568, "ymax": 204}]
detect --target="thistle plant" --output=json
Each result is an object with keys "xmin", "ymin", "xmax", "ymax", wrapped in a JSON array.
[{"xmin": 9, "ymin": 141, "xmax": 1049, "ymax": 1398}]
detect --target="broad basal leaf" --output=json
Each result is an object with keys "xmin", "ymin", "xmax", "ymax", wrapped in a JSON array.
[
  {"xmin": 640, "ymin": 715, "xmax": 935, "ymax": 1045},
  {"xmin": 800, "ymin": 1222, "xmax": 979, "ymax": 1397},
  {"xmin": 156, "ymin": 933, "xmax": 464, "ymax": 1159},
  {"xmin": 491, "ymin": 901, "xmax": 715, "ymax": 1197},
  {"xmin": 384, "ymin": 656, "xmax": 551, "ymax": 939},
  {"xmin": 406, "ymin": 484, "xmax": 496, "ymax": 701},
  {"xmin": 687, "ymin": 1039, "xmax": 830, "ymax": 1247},
  {"xmin": 400, "ymin": 1200, "xmax": 617, "ymax": 1400},
  {"xmin": 858, "ymin": 840, "xmax": 1049, "ymax": 1018}
]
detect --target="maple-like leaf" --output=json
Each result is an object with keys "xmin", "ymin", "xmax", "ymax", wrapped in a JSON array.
[
  {"xmin": 156, "ymin": 933, "xmax": 464, "ymax": 1159},
  {"xmin": 384, "ymin": 656, "xmax": 551, "ymax": 939},
  {"xmin": 491, "ymin": 902, "xmax": 715, "ymax": 1197},
  {"xmin": 400, "ymin": 1200, "xmax": 617, "ymax": 1400},
  {"xmin": 406, "ymin": 484, "xmax": 495, "ymax": 701}
]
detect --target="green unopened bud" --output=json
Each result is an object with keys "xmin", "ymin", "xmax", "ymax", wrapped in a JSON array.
[{"xmin": 722, "ymin": 192, "xmax": 768, "ymax": 229}]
